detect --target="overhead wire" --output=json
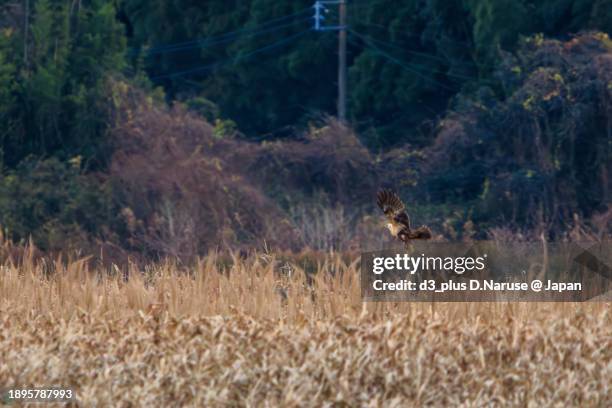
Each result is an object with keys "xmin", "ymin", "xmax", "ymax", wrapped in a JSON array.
[
  {"xmin": 348, "ymin": 29, "xmax": 457, "ymax": 92},
  {"xmin": 349, "ymin": 24, "xmax": 504, "ymax": 73},
  {"xmin": 352, "ymin": 32, "xmax": 461, "ymax": 65},
  {"xmin": 143, "ymin": 17, "xmax": 312, "ymax": 57},
  {"xmin": 349, "ymin": 19, "xmax": 476, "ymax": 49},
  {"xmin": 128, "ymin": 6, "xmax": 312, "ymax": 56},
  {"xmin": 151, "ymin": 28, "xmax": 313, "ymax": 81},
  {"xmin": 349, "ymin": 29, "xmax": 496, "ymax": 84}
]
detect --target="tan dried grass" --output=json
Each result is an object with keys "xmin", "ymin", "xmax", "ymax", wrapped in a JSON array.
[{"xmin": 0, "ymin": 253, "xmax": 610, "ymax": 406}]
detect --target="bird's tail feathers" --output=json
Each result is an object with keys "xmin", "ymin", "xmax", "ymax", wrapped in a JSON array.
[{"xmin": 408, "ymin": 226, "xmax": 432, "ymax": 240}]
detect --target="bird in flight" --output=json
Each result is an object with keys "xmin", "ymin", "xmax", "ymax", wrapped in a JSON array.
[{"xmin": 377, "ymin": 189, "xmax": 432, "ymax": 248}]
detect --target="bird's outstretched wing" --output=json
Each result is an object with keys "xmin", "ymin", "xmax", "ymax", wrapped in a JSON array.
[{"xmin": 377, "ymin": 189, "xmax": 410, "ymax": 229}]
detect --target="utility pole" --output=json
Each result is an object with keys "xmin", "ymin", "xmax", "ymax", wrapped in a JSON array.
[
  {"xmin": 337, "ymin": 0, "xmax": 347, "ymax": 123},
  {"xmin": 313, "ymin": 1, "xmax": 348, "ymax": 123},
  {"xmin": 24, "ymin": 0, "xmax": 29, "ymax": 66}
]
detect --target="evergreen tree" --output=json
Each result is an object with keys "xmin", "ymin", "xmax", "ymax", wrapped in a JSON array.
[
  {"xmin": 2, "ymin": 0, "xmax": 127, "ymax": 168},
  {"xmin": 0, "ymin": 0, "xmax": 127, "ymax": 248},
  {"xmin": 0, "ymin": 26, "xmax": 17, "ymax": 166}
]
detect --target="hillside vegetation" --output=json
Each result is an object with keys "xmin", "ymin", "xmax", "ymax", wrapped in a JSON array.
[{"xmin": 0, "ymin": 1, "xmax": 610, "ymax": 259}]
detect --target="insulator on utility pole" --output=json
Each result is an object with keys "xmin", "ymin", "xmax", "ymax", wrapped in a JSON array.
[{"xmin": 313, "ymin": 1, "xmax": 325, "ymax": 31}]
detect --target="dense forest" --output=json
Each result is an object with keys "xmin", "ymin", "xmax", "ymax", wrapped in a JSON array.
[{"xmin": 0, "ymin": 0, "xmax": 611, "ymax": 259}]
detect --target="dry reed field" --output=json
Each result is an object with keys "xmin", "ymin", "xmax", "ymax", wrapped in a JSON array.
[{"xmin": 0, "ymin": 252, "xmax": 610, "ymax": 407}]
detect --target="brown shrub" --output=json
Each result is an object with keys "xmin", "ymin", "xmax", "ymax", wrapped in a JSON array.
[
  {"xmin": 106, "ymin": 84, "xmax": 381, "ymax": 258},
  {"xmin": 108, "ymin": 83, "xmax": 300, "ymax": 258},
  {"xmin": 230, "ymin": 120, "xmax": 378, "ymax": 208}
]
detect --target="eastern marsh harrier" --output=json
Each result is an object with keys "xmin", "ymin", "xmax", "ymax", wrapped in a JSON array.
[{"xmin": 377, "ymin": 189, "xmax": 432, "ymax": 248}]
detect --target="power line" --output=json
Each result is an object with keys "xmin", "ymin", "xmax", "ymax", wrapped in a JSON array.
[
  {"xmin": 353, "ymin": 32, "xmax": 458, "ymax": 65},
  {"xmin": 349, "ymin": 19, "xmax": 476, "ymax": 49},
  {"xmin": 140, "ymin": 7, "xmax": 310, "ymax": 54},
  {"xmin": 348, "ymin": 29, "xmax": 456, "ymax": 92},
  {"xmin": 349, "ymin": 29, "xmax": 493, "ymax": 83},
  {"xmin": 151, "ymin": 29, "xmax": 312, "ymax": 81},
  {"xmin": 348, "ymin": 26, "xmax": 504, "ymax": 74},
  {"xmin": 143, "ymin": 17, "xmax": 311, "ymax": 56},
  {"xmin": 128, "ymin": 7, "xmax": 311, "ymax": 56}
]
